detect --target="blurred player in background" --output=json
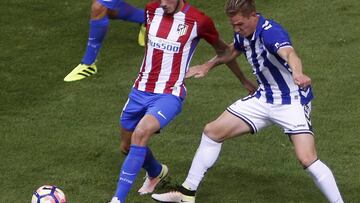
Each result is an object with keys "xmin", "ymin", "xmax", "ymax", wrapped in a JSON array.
[
  {"xmin": 108, "ymin": 0, "xmax": 256, "ymax": 202},
  {"xmin": 152, "ymin": 0, "xmax": 344, "ymax": 202},
  {"xmin": 64, "ymin": 0, "xmax": 145, "ymax": 82}
]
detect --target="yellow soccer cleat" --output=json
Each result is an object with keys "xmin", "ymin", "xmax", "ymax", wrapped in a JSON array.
[
  {"xmin": 138, "ymin": 24, "xmax": 146, "ymax": 47},
  {"xmin": 64, "ymin": 63, "xmax": 97, "ymax": 82}
]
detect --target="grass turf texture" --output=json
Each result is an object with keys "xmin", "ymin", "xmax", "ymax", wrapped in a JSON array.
[{"xmin": 1, "ymin": 0, "xmax": 359, "ymax": 202}]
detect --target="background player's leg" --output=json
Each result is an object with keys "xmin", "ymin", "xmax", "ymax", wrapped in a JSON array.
[
  {"xmin": 113, "ymin": 1, "xmax": 144, "ymax": 23},
  {"xmin": 80, "ymin": 17, "xmax": 109, "ymax": 65},
  {"xmin": 107, "ymin": 1, "xmax": 145, "ymax": 46},
  {"xmin": 291, "ymin": 134, "xmax": 343, "ymax": 203},
  {"xmin": 81, "ymin": 1, "xmax": 109, "ymax": 65},
  {"xmin": 64, "ymin": 1, "xmax": 109, "ymax": 82}
]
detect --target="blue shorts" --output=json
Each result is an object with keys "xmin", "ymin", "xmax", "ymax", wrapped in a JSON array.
[
  {"xmin": 120, "ymin": 88, "xmax": 184, "ymax": 131},
  {"xmin": 97, "ymin": 0, "xmax": 123, "ymax": 10}
]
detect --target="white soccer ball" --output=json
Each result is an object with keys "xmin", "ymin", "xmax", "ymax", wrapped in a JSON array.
[{"xmin": 31, "ymin": 185, "xmax": 67, "ymax": 203}]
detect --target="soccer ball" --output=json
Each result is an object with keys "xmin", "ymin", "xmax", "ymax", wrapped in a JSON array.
[{"xmin": 31, "ymin": 185, "xmax": 67, "ymax": 203}]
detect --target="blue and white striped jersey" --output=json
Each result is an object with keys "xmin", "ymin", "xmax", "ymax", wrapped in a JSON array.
[{"xmin": 234, "ymin": 14, "xmax": 313, "ymax": 105}]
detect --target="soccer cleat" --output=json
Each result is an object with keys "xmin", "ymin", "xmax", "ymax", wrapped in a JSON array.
[
  {"xmin": 108, "ymin": 197, "xmax": 121, "ymax": 203},
  {"xmin": 64, "ymin": 63, "xmax": 97, "ymax": 82},
  {"xmin": 151, "ymin": 191, "xmax": 195, "ymax": 203},
  {"xmin": 138, "ymin": 24, "xmax": 146, "ymax": 47},
  {"xmin": 138, "ymin": 164, "xmax": 168, "ymax": 195}
]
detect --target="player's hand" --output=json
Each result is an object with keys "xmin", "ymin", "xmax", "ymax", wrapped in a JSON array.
[
  {"xmin": 293, "ymin": 73, "xmax": 311, "ymax": 88},
  {"xmin": 242, "ymin": 79, "xmax": 257, "ymax": 95},
  {"xmin": 186, "ymin": 64, "xmax": 210, "ymax": 79}
]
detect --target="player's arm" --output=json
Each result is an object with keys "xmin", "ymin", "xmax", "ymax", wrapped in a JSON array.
[
  {"xmin": 209, "ymin": 40, "xmax": 242, "ymax": 69},
  {"xmin": 186, "ymin": 40, "xmax": 255, "ymax": 93},
  {"xmin": 225, "ymin": 54, "xmax": 257, "ymax": 94},
  {"xmin": 186, "ymin": 41, "xmax": 241, "ymax": 79},
  {"xmin": 215, "ymin": 42, "xmax": 257, "ymax": 93},
  {"xmin": 186, "ymin": 13, "xmax": 242, "ymax": 78},
  {"xmin": 278, "ymin": 47, "xmax": 311, "ymax": 88},
  {"xmin": 263, "ymin": 25, "xmax": 311, "ymax": 88}
]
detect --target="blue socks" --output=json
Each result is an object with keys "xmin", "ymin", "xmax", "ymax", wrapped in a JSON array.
[
  {"xmin": 116, "ymin": 2, "xmax": 144, "ymax": 23},
  {"xmin": 81, "ymin": 16, "xmax": 109, "ymax": 65},
  {"xmin": 81, "ymin": 3, "xmax": 144, "ymax": 65},
  {"xmin": 115, "ymin": 145, "xmax": 146, "ymax": 202},
  {"xmin": 143, "ymin": 147, "xmax": 162, "ymax": 178},
  {"xmin": 114, "ymin": 145, "xmax": 163, "ymax": 202}
]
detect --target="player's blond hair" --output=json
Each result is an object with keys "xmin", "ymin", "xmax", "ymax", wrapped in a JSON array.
[{"xmin": 225, "ymin": 0, "xmax": 256, "ymax": 17}]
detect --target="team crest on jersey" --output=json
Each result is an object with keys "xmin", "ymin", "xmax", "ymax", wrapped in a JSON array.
[{"xmin": 177, "ymin": 24, "xmax": 188, "ymax": 36}]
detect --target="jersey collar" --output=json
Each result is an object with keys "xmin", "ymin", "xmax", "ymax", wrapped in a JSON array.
[{"xmin": 250, "ymin": 13, "xmax": 266, "ymax": 41}]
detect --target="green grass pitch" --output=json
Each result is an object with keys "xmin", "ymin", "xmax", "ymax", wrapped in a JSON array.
[{"xmin": 1, "ymin": 0, "xmax": 359, "ymax": 202}]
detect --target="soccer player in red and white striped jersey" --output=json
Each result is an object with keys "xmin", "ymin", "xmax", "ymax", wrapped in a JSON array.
[
  {"xmin": 134, "ymin": 0, "xmax": 224, "ymax": 97},
  {"xmin": 109, "ymin": 1, "xmax": 256, "ymax": 202}
]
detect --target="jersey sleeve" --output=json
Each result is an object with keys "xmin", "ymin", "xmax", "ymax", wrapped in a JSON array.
[
  {"xmin": 262, "ymin": 22, "xmax": 292, "ymax": 54},
  {"xmin": 197, "ymin": 14, "xmax": 220, "ymax": 45}
]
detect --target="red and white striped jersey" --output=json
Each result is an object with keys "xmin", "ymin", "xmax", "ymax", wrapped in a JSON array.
[{"xmin": 133, "ymin": 1, "xmax": 219, "ymax": 98}]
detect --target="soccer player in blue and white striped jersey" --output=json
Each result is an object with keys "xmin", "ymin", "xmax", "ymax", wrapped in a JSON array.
[{"xmin": 151, "ymin": 0, "xmax": 344, "ymax": 202}]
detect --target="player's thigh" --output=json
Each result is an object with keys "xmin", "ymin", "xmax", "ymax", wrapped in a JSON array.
[
  {"xmin": 146, "ymin": 93, "xmax": 183, "ymax": 129},
  {"xmin": 290, "ymin": 133, "xmax": 318, "ymax": 167},
  {"xmin": 226, "ymin": 95, "xmax": 272, "ymax": 134},
  {"xmin": 204, "ymin": 110, "xmax": 252, "ymax": 142}
]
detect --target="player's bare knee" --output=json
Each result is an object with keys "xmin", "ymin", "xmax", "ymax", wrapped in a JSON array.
[
  {"xmin": 132, "ymin": 128, "xmax": 146, "ymax": 138},
  {"xmin": 132, "ymin": 127, "xmax": 152, "ymax": 144},
  {"xmin": 91, "ymin": 2, "xmax": 108, "ymax": 19},
  {"xmin": 204, "ymin": 122, "xmax": 226, "ymax": 143},
  {"xmin": 298, "ymin": 155, "xmax": 318, "ymax": 168},
  {"xmin": 204, "ymin": 123, "xmax": 215, "ymax": 137},
  {"xmin": 203, "ymin": 123, "xmax": 212, "ymax": 134},
  {"xmin": 204, "ymin": 124, "xmax": 223, "ymax": 143}
]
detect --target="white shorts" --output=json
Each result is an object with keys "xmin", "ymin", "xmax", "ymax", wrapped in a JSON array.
[{"xmin": 227, "ymin": 95, "xmax": 313, "ymax": 135}]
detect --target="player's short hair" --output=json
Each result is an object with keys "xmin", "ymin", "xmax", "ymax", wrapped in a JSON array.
[{"xmin": 225, "ymin": 0, "xmax": 256, "ymax": 17}]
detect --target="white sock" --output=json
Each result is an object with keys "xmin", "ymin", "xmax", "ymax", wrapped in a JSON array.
[
  {"xmin": 306, "ymin": 160, "xmax": 343, "ymax": 203},
  {"xmin": 182, "ymin": 133, "xmax": 222, "ymax": 191}
]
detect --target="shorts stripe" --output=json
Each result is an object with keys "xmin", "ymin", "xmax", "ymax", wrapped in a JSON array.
[
  {"xmin": 303, "ymin": 103, "xmax": 313, "ymax": 132},
  {"xmin": 227, "ymin": 107, "xmax": 257, "ymax": 133},
  {"xmin": 286, "ymin": 129, "xmax": 314, "ymax": 136}
]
